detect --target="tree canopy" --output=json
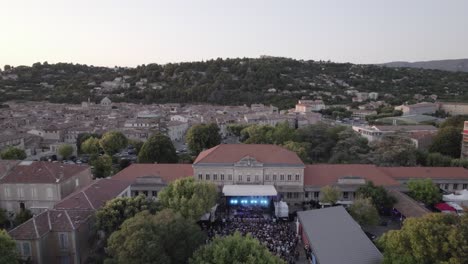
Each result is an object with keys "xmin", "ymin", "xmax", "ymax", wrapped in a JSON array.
[
  {"xmin": 0, "ymin": 229, "xmax": 18, "ymax": 264},
  {"xmin": 81, "ymin": 137, "xmax": 101, "ymax": 155},
  {"xmin": 348, "ymin": 197, "xmax": 380, "ymax": 226},
  {"xmin": 355, "ymin": 181, "xmax": 396, "ymax": 212},
  {"xmin": 158, "ymin": 178, "xmax": 218, "ymax": 221},
  {"xmin": 429, "ymin": 126, "xmax": 462, "ymax": 158},
  {"xmin": 328, "ymin": 128, "xmax": 370, "ymax": 164},
  {"xmin": 378, "ymin": 213, "xmax": 468, "ymax": 264},
  {"xmin": 319, "ymin": 185, "xmax": 342, "ymax": 205},
  {"xmin": 58, "ymin": 144, "xmax": 74, "ymax": 159},
  {"xmin": 138, "ymin": 133, "xmax": 178, "ymax": 163},
  {"xmin": 369, "ymin": 134, "xmax": 417, "ymax": 166},
  {"xmin": 190, "ymin": 232, "xmax": 285, "ymax": 264},
  {"xmin": 407, "ymin": 178, "xmax": 441, "ymax": 205},
  {"xmin": 106, "ymin": 209, "xmax": 205, "ymax": 264},
  {"xmin": 99, "ymin": 131, "xmax": 128, "ymax": 155},
  {"xmin": 0, "ymin": 147, "xmax": 26, "ymax": 160},
  {"xmin": 186, "ymin": 123, "xmax": 221, "ymax": 156},
  {"xmin": 93, "ymin": 154, "xmax": 113, "ymax": 178}
]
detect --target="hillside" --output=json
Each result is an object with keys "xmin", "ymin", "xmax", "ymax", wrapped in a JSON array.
[
  {"xmin": 381, "ymin": 58, "xmax": 468, "ymax": 73},
  {"xmin": 1, "ymin": 58, "xmax": 468, "ymax": 109}
]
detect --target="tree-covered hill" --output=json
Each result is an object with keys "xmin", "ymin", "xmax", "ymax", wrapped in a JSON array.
[{"xmin": 1, "ymin": 57, "xmax": 467, "ymax": 108}]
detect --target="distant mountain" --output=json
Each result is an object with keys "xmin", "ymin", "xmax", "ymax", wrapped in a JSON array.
[{"xmin": 381, "ymin": 59, "xmax": 468, "ymax": 72}]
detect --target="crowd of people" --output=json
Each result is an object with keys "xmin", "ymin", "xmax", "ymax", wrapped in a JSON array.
[{"xmin": 203, "ymin": 206, "xmax": 299, "ymax": 264}]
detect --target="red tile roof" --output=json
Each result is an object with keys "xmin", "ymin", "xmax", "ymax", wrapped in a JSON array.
[
  {"xmin": 112, "ymin": 163, "xmax": 193, "ymax": 184},
  {"xmin": 8, "ymin": 209, "xmax": 94, "ymax": 240},
  {"xmin": 0, "ymin": 160, "xmax": 20, "ymax": 179},
  {"xmin": 380, "ymin": 167, "xmax": 468, "ymax": 180},
  {"xmin": 54, "ymin": 179, "xmax": 130, "ymax": 210},
  {"xmin": 193, "ymin": 144, "xmax": 304, "ymax": 165},
  {"xmin": 304, "ymin": 164, "xmax": 400, "ymax": 187},
  {"xmin": 0, "ymin": 161, "xmax": 90, "ymax": 184}
]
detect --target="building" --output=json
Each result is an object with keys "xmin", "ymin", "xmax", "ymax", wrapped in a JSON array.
[
  {"xmin": 100, "ymin": 97, "xmax": 112, "ymax": 108},
  {"xmin": 0, "ymin": 161, "xmax": 93, "ymax": 215},
  {"xmin": 8, "ymin": 179, "xmax": 130, "ymax": 264},
  {"xmin": 440, "ymin": 102, "xmax": 468, "ymax": 116},
  {"xmin": 462, "ymin": 121, "xmax": 468, "ymax": 159},
  {"xmin": 295, "ymin": 100, "xmax": 325, "ymax": 113},
  {"xmin": 166, "ymin": 120, "xmax": 189, "ymax": 141},
  {"xmin": 298, "ymin": 206, "xmax": 382, "ymax": 264},
  {"xmin": 352, "ymin": 125, "xmax": 438, "ymax": 142},
  {"xmin": 193, "ymin": 144, "xmax": 305, "ymax": 202},
  {"xmin": 368, "ymin": 92, "xmax": 379, "ymax": 100},
  {"xmin": 395, "ymin": 102, "xmax": 438, "ymax": 116}
]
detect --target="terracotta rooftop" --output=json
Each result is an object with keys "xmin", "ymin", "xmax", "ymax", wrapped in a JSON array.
[
  {"xmin": 112, "ymin": 163, "xmax": 193, "ymax": 184},
  {"xmin": 380, "ymin": 167, "xmax": 468, "ymax": 180},
  {"xmin": 9, "ymin": 209, "xmax": 94, "ymax": 240},
  {"xmin": 0, "ymin": 160, "xmax": 20, "ymax": 179},
  {"xmin": 54, "ymin": 179, "xmax": 130, "ymax": 210},
  {"xmin": 0, "ymin": 161, "xmax": 90, "ymax": 184},
  {"xmin": 194, "ymin": 144, "xmax": 304, "ymax": 165},
  {"xmin": 387, "ymin": 189, "xmax": 430, "ymax": 218},
  {"xmin": 304, "ymin": 164, "xmax": 400, "ymax": 187}
]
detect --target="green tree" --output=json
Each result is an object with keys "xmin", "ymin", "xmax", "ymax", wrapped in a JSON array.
[
  {"xmin": 77, "ymin": 133, "xmax": 101, "ymax": 154},
  {"xmin": 93, "ymin": 154, "xmax": 113, "ymax": 178},
  {"xmin": 58, "ymin": 144, "xmax": 74, "ymax": 160},
  {"xmin": 128, "ymin": 139, "xmax": 144, "ymax": 156},
  {"xmin": 0, "ymin": 209, "xmax": 7, "ymax": 228},
  {"xmin": 240, "ymin": 125, "xmax": 275, "ymax": 144},
  {"xmin": 158, "ymin": 178, "xmax": 218, "ymax": 221},
  {"xmin": 190, "ymin": 232, "xmax": 285, "ymax": 264},
  {"xmin": 95, "ymin": 195, "xmax": 159, "ymax": 237},
  {"xmin": 81, "ymin": 137, "xmax": 100, "ymax": 155},
  {"xmin": 370, "ymin": 134, "xmax": 417, "ymax": 166},
  {"xmin": 0, "ymin": 229, "xmax": 18, "ymax": 264},
  {"xmin": 348, "ymin": 197, "xmax": 379, "ymax": 226},
  {"xmin": 356, "ymin": 181, "xmax": 396, "ymax": 211},
  {"xmin": 319, "ymin": 185, "xmax": 342, "ymax": 205},
  {"xmin": 329, "ymin": 128, "xmax": 370, "ymax": 164},
  {"xmin": 186, "ymin": 123, "xmax": 221, "ymax": 155},
  {"xmin": 99, "ymin": 131, "xmax": 128, "ymax": 155},
  {"xmin": 378, "ymin": 213, "xmax": 468, "ymax": 264},
  {"xmin": 407, "ymin": 178, "xmax": 441, "ymax": 205},
  {"xmin": 107, "ymin": 209, "xmax": 205, "ymax": 264},
  {"xmin": 138, "ymin": 133, "xmax": 178, "ymax": 163},
  {"xmin": 429, "ymin": 126, "xmax": 462, "ymax": 158},
  {"xmin": 451, "ymin": 158, "xmax": 468, "ymax": 168},
  {"xmin": 14, "ymin": 209, "xmax": 32, "ymax": 226},
  {"xmin": 282, "ymin": 141, "xmax": 311, "ymax": 163},
  {"xmin": 0, "ymin": 147, "xmax": 26, "ymax": 160},
  {"xmin": 270, "ymin": 122, "xmax": 296, "ymax": 145},
  {"xmin": 227, "ymin": 124, "xmax": 250, "ymax": 137},
  {"xmin": 426, "ymin": 152, "xmax": 452, "ymax": 167}
]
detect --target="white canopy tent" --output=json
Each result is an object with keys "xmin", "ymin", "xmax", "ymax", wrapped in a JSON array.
[
  {"xmin": 443, "ymin": 189, "xmax": 468, "ymax": 206},
  {"xmin": 274, "ymin": 201, "xmax": 289, "ymax": 218},
  {"xmin": 222, "ymin": 185, "xmax": 277, "ymax": 196}
]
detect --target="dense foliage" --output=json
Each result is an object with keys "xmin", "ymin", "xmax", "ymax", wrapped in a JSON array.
[
  {"xmin": 407, "ymin": 179, "xmax": 442, "ymax": 205},
  {"xmin": 106, "ymin": 210, "xmax": 205, "ymax": 264},
  {"xmin": 158, "ymin": 178, "xmax": 218, "ymax": 221},
  {"xmin": 99, "ymin": 131, "xmax": 128, "ymax": 155},
  {"xmin": 0, "ymin": 147, "xmax": 26, "ymax": 160},
  {"xmin": 58, "ymin": 144, "xmax": 74, "ymax": 159},
  {"xmin": 319, "ymin": 185, "xmax": 342, "ymax": 204},
  {"xmin": 0, "ymin": 229, "xmax": 18, "ymax": 264},
  {"xmin": 2, "ymin": 58, "xmax": 468, "ymax": 107},
  {"xmin": 190, "ymin": 232, "xmax": 285, "ymax": 264},
  {"xmin": 355, "ymin": 181, "xmax": 396, "ymax": 212},
  {"xmin": 348, "ymin": 197, "xmax": 380, "ymax": 226},
  {"xmin": 138, "ymin": 132, "xmax": 178, "ymax": 163},
  {"xmin": 378, "ymin": 213, "xmax": 468, "ymax": 264},
  {"xmin": 186, "ymin": 123, "xmax": 221, "ymax": 156}
]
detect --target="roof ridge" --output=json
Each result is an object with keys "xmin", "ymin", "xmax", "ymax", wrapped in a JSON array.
[
  {"xmin": 64, "ymin": 210, "xmax": 75, "ymax": 230},
  {"xmin": 47, "ymin": 210, "xmax": 52, "ymax": 230},
  {"xmin": 82, "ymin": 190, "xmax": 95, "ymax": 210},
  {"xmin": 32, "ymin": 216, "xmax": 40, "ymax": 239},
  {"xmin": 42, "ymin": 162, "xmax": 57, "ymax": 182}
]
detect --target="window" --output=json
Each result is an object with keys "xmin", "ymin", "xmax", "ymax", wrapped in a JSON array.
[
  {"xmin": 314, "ymin": 192, "xmax": 319, "ymax": 199},
  {"xmin": 280, "ymin": 174, "xmax": 285, "ymax": 181},
  {"xmin": 453, "ymin": 184, "xmax": 458, "ymax": 190},
  {"xmin": 75, "ymin": 178, "xmax": 79, "ymax": 187},
  {"xmin": 213, "ymin": 174, "xmax": 218, "ymax": 181},
  {"xmin": 47, "ymin": 187, "xmax": 54, "ymax": 200},
  {"xmin": 205, "ymin": 174, "xmax": 210, "ymax": 180},
  {"xmin": 463, "ymin": 184, "xmax": 468, "ymax": 189},
  {"xmin": 287, "ymin": 174, "xmax": 292, "ymax": 181},
  {"xmin": 220, "ymin": 174, "xmax": 225, "ymax": 181},
  {"xmin": 286, "ymin": 192, "xmax": 292, "ymax": 199},
  {"xmin": 295, "ymin": 174, "xmax": 300, "ymax": 181},
  {"xmin": 143, "ymin": 191, "xmax": 148, "ymax": 196},
  {"xmin": 343, "ymin": 192, "xmax": 349, "ymax": 199},
  {"xmin": 273, "ymin": 174, "xmax": 277, "ymax": 181},
  {"xmin": 444, "ymin": 184, "xmax": 449, "ymax": 190},
  {"xmin": 59, "ymin": 233, "xmax": 68, "ymax": 249},
  {"xmin": 20, "ymin": 202, "xmax": 25, "ymax": 210},
  {"xmin": 305, "ymin": 192, "xmax": 309, "ymax": 198},
  {"xmin": 293, "ymin": 193, "xmax": 299, "ymax": 199},
  {"xmin": 17, "ymin": 188, "xmax": 24, "ymax": 199},
  {"xmin": 4, "ymin": 187, "xmax": 10, "ymax": 198},
  {"xmin": 238, "ymin": 175, "xmax": 243, "ymax": 181},
  {"xmin": 17, "ymin": 242, "xmax": 31, "ymax": 257},
  {"xmin": 198, "ymin": 174, "xmax": 202, "ymax": 180},
  {"xmin": 255, "ymin": 175, "xmax": 259, "ymax": 181},
  {"xmin": 246, "ymin": 176, "xmax": 250, "ymax": 182},
  {"xmin": 265, "ymin": 174, "xmax": 270, "ymax": 181},
  {"xmin": 31, "ymin": 188, "xmax": 37, "ymax": 199},
  {"xmin": 152, "ymin": 191, "xmax": 157, "ymax": 197},
  {"xmin": 228, "ymin": 174, "xmax": 232, "ymax": 181}
]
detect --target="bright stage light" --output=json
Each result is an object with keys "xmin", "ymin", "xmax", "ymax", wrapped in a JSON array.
[
  {"xmin": 250, "ymin": 200, "xmax": 257, "ymax": 204},
  {"xmin": 230, "ymin": 199, "xmax": 238, "ymax": 205}
]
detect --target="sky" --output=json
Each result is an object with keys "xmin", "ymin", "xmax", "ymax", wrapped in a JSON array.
[{"xmin": 1, "ymin": 0, "xmax": 467, "ymax": 67}]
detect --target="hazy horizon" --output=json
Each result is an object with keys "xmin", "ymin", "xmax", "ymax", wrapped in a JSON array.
[{"xmin": 1, "ymin": 0, "xmax": 468, "ymax": 67}]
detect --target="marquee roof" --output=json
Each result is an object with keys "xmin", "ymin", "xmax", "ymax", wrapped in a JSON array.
[{"xmin": 222, "ymin": 184, "xmax": 277, "ymax": 196}]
